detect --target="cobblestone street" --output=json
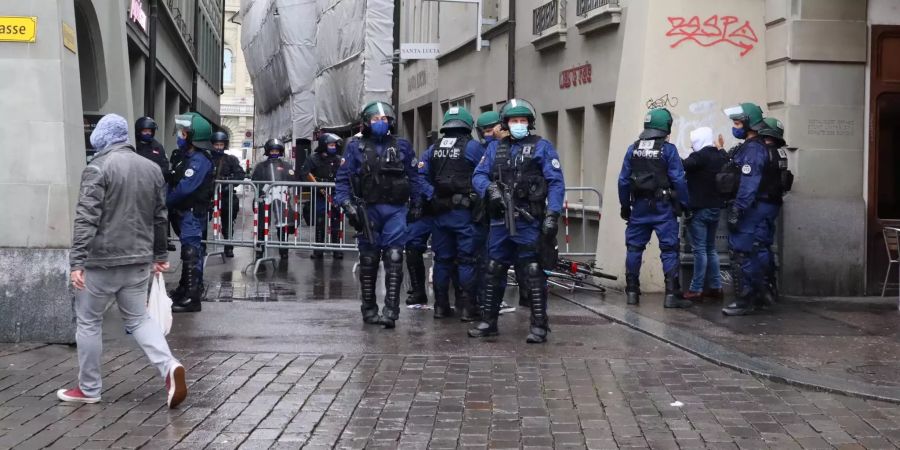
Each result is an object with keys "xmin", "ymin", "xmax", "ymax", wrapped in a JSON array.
[{"xmin": 1, "ymin": 256, "xmax": 900, "ymax": 449}]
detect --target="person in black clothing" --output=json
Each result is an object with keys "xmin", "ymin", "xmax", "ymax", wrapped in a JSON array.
[
  {"xmin": 301, "ymin": 133, "xmax": 345, "ymax": 259},
  {"xmin": 135, "ymin": 117, "xmax": 170, "ymax": 179},
  {"xmin": 682, "ymin": 127, "xmax": 727, "ymax": 300},
  {"xmin": 210, "ymin": 131, "xmax": 246, "ymax": 258},
  {"xmin": 251, "ymin": 139, "xmax": 297, "ymax": 260}
]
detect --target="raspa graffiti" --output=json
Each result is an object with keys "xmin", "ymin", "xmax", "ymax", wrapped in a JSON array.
[{"xmin": 665, "ymin": 15, "xmax": 759, "ymax": 57}]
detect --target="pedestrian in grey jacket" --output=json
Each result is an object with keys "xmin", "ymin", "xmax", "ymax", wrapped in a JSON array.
[{"xmin": 59, "ymin": 113, "xmax": 188, "ymax": 409}]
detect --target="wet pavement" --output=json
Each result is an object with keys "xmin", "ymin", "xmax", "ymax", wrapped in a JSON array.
[{"xmin": 2, "ymin": 252, "xmax": 900, "ymax": 448}]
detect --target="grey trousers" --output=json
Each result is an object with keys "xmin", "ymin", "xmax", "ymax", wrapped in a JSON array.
[{"xmin": 74, "ymin": 263, "xmax": 179, "ymax": 397}]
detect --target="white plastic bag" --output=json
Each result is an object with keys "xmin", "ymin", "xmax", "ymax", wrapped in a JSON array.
[{"xmin": 148, "ymin": 273, "xmax": 173, "ymax": 335}]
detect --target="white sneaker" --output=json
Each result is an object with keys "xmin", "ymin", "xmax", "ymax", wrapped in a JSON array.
[
  {"xmin": 499, "ymin": 302, "xmax": 516, "ymax": 315},
  {"xmin": 166, "ymin": 363, "xmax": 187, "ymax": 409}
]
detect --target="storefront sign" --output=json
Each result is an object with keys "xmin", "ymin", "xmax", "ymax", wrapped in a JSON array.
[
  {"xmin": 62, "ymin": 22, "xmax": 76, "ymax": 53},
  {"xmin": 0, "ymin": 16, "xmax": 36, "ymax": 43},
  {"xmin": 559, "ymin": 63, "xmax": 592, "ymax": 89},
  {"xmin": 130, "ymin": 0, "xmax": 148, "ymax": 32},
  {"xmin": 400, "ymin": 43, "xmax": 440, "ymax": 60}
]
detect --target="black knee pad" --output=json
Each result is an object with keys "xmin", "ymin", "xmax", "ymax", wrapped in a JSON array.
[
  {"xmin": 626, "ymin": 245, "xmax": 645, "ymax": 253},
  {"xmin": 486, "ymin": 260, "xmax": 508, "ymax": 277},
  {"xmin": 181, "ymin": 245, "xmax": 199, "ymax": 260},
  {"xmin": 659, "ymin": 243, "xmax": 679, "ymax": 253},
  {"xmin": 524, "ymin": 261, "xmax": 543, "ymax": 277},
  {"xmin": 360, "ymin": 251, "xmax": 379, "ymax": 267},
  {"xmin": 385, "ymin": 247, "xmax": 403, "ymax": 264}
]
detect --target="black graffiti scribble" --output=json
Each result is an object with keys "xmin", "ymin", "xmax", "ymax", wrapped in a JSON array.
[
  {"xmin": 666, "ymin": 15, "xmax": 759, "ymax": 57},
  {"xmin": 646, "ymin": 94, "xmax": 679, "ymax": 110}
]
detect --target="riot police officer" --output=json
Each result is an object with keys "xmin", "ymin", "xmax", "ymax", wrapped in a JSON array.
[
  {"xmin": 419, "ymin": 107, "xmax": 484, "ymax": 321},
  {"xmin": 756, "ymin": 117, "xmax": 791, "ymax": 307},
  {"xmin": 210, "ymin": 131, "xmax": 246, "ymax": 258},
  {"xmin": 251, "ymin": 138, "xmax": 296, "ymax": 260},
  {"xmin": 719, "ymin": 103, "xmax": 775, "ymax": 315},
  {"xmin": 471, "ymin": 99, "xmax": 565, "ymax": 343},
  {"xmin": 135, "ymin": 116, "xmax": 170, "ymax": 179},
  {"xmin": 618, "ymin": 108, "xmax": 692, "ymax": 309},
  {"xmin": 302, "ymin": 133, "xmax": 344, "ymax": 259},
  {"xmin": 334, "ymin": 101, "xmax": 426, "ymax": 329},
  {"xmin": 167, "ymin": 112, "xmax": 216, "ymax": 313}
]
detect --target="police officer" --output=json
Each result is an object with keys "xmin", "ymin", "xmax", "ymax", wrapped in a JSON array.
[
  {"xmin": 167, "ymin": 112, "xmax": 216, "ymax": 313},
  {"xmin": 135, "ymin": 116, "xmax": 170, "ymax": 179},
  {"xmin": 302, "ymin": 133, "xmax": 344, "ymax": 259},
  {"xmin": 471, "ymin": 99, "xmax": 565, "ymax": 343},
  {"xmin": 334, "ymin": 101, "xmax": 426, "ymax": 329},
  {"xmin": 756, "ymin": 117, "xmax": 790, "ymax": 307},
  {"xmin": 404, "ymin": 186, "xmax": 433, "ymax": 306},
  {"xmin": 618, "ymin": 108, "xmax": 692, "ymax": 309},
  {"xmin": 210, "ymin": 131, "xmax": 246, "ymax": 258},
  {"xmin": 251, "ymin": 138, "xmax": 296, "ymax": 260},
  {"xmin": 719, "ymin": 103, "xmax": 773, "ymax": 315},
  {"xmin": 419, "ymin": 107, "xmax": 484, "ymax": 321}
]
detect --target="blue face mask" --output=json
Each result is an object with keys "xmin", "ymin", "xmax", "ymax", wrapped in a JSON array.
[
  {"xmin": 176, "ymin": 136, "xmax": 189, "ymax": 150},
  {"xmin": 139, "ymin": 134, "xmax": 154, "ymax": 143},
  {"xmin": 370, "ymin": 120, "xmax": 390, "ymax": 137},
  {"xmin": 509, "ymin": 123, "xmax": 529, "ymax": 140},
  {"xmin": 483, "ymin": 135, "xmax": 496, "ymax": 144},
  {"xmin": 268, "ymin": 153, "xmax": 282, "ymax": 160},
  {"xmin": 326, "ymin": 146, "xmax": 338, "ymax": 155},
  {"xmin": 732, "ymin": 127, "xmax": 747, "ymax": 139}
]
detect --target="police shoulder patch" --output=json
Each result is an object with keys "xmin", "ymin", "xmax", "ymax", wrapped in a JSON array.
[
  {"xmin": 289, "ymin": 169, "xmax": 295, "ymax": 176},
  {"xmin": 184, "ymin": 168, "xmax": 195, "ymax": 177},
  {"xmin": 417, "ymin": 161, "xmax": 425, "ymax": 169},
  {"xmin": 551, "ymin": 159, "xmax": 561, "ymax": 169},
  {"xmin": 340, "ymin": 157, "xmax": 346, "ymax": 166},
  {"xmin": 741, "ymin": 164, "xmax": 752, "ymax": 175}
]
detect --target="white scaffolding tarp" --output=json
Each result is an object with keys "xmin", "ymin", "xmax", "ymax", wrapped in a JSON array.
[{"xmin": 240, "ymin": 0, "xmax": 393, "ymax": 145}]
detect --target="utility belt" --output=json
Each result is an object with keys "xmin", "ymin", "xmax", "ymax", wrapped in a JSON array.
[{"xmin": 432, "ymin": 193, "xmax": 478, "ymax": 214}]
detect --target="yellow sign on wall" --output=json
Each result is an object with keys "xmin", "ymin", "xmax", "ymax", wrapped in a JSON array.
[
  {"xmin": 62, "ymin": 22, "xmax": 75, "ymax": 53},
  {"xmin": 0, "ymin": 16, "xmax": 36, "ymax": 43}
]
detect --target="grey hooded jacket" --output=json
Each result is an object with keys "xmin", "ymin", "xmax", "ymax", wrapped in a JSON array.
[{"xmin": 70, "ymin": 142, "xmax": 169, "ymax": 270}]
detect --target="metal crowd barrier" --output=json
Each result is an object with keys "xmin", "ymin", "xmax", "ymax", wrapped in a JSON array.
[{"xmin": 199, "ymin": 181, "xmax": 604, "ymax": 272}]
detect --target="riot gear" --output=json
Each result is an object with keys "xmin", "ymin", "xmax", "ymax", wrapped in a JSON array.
[
  {"xmin": 264, "ymin": 138, "xmax": 285, "ymax": 156},
  {"xmin": 499, "ymin": 98, "xmax": 537, "ymax": 129},
  {"xmin": 639, "ymin": 108, "xmax": 673, "ymax": 139},
  {"xmin": 628, "ymin": 138, "xmax": 671, "ymax": 199},
  {"xmin": 492, "ymin": 136, "xmax": 549, "ymax": 218},
  {"xmin": 724, "ymin": 102, "xmax": 766, "ymax": 131},
  {"xmin": 440, "ymin": 106, "xmax": 474, "ymax": 132},
  {"xmin": 211, "ymin": 131, "xmax": 229, "ymax": 146},
  {"xmin": 357, "ymin": 137, "xmax": 411, "ymax": 204}
]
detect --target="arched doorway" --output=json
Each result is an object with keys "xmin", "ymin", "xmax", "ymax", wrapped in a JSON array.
[{"xmin": 74, "ymin": 0, "xmax": 107, "ymax": 113}]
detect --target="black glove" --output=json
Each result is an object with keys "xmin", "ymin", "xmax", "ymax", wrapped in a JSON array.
[
  {"xmin": 342, "ymin": 200, "xmax": 360, "ymax": 231},
  {"xmin": 620, "ymin": 205, "xmax": 631, "ymax": 221},
  {"xmin": 682, "ymin": 208, "xmax": 694, "ymax": 222},
  {"xmin": 408, "ymin": 203, "xmax": 424, "ymax": 223},
  {"xmin": 487, "ymin": 183, "xmax": 506, "ymax": 215},
  {"xmin": 727, "ymin": 204, "xmax": 741, "ymax": 233},
  {"xmin": 542, "ymin": 213, "xmax": 559, "ymax": 236}
]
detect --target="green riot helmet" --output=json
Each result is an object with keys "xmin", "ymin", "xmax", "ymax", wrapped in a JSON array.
[
  {"xmin": 174, "ymin": 112, "xmax": 213, "ymax": 146},
  {"xmin": 758, "ymin": 117, "xmax": 786, "ymax": 147},
  {"xmin": 724, "ymin": 102, "xmax": 766, "ymax": 131},
  {"xmin": 639, "ymin": 108, "xmax": 673, "ymax": 139},
  {"xmin": 499, "ymin": 98, "xmax": 537, "ymax": 129},
  {"xmin": 476, "ymin": 111, "xmax": 501, "ymax": 129},
  {"xmin": 441, "ymin": 106, "xmax": 475, "ymax": 132},
  {"xmin": 360, "ymin": 101, "xmax": 396, "ymax": 130}
]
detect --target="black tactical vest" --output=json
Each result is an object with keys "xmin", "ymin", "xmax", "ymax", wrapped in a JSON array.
[
  {"xmin": 357, "ymin": 137, "xmax": 411, "ymax": 205},
  {"xmin": 311, "ymin": 153, "xmax": 341, "ymax": 182},
  {"xmin": 628, "ymin": 138, "xmax": 670, "ymax": 198},
  {"xmin": 431, "ymin": 134, "xmax": 475, "ymax": 197},
  {"xmin": 171, "ymin": 148, "xmax": 215, "ymax": 211},
  {"xmin": 493, "ymin": 135, "xmax": 548, "ymax": 217},
  {"xmin": 757, "ymin": 144, "xmax": 793, "ymax": 203}
]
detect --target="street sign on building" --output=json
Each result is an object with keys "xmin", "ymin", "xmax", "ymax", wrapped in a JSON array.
[
  {"xmin": 0, "ymin": 16, "xmax": 36, "ymax": 43},
  {"xmin": 400, "ymin": 43, "xmax": 441, "ymax": 60}
]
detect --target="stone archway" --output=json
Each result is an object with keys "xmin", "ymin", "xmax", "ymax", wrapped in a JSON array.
[{"xmin": 74, "ymin": 0, "xmax": 107, "ymax": 113}]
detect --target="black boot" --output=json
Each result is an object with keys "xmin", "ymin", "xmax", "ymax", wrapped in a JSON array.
[
  {"xmin": 469, "ymin": 261, "xmax": 506, "ymax": 338},
  {"xmin": 625, "ymin": 273, "xmax": 640, "ymax": 305},
  {"xmin": 664, "ymin": 272, "xmax": 692, "ymax": 308},
  {"xmin": 333, "ymin": 251, "xmax": 343, "ymax": 259},
  {"xmin": 168, "ymin": 263, "xmax": 189, "ymax": 303},
  {"xmin": 722, "ymin": 252, "xmax": 755, "ymax": 316},
  {"xmin": 457, "ymin": 288, "xmax": 478, "ymax": 322},
  {"xmin": 382, "ymin": 248, "xmax": 404, "ymax": 329},
  {"xmin": 515, "ymin": 263, "xmax": 531, "ymax": 307},
  {"xmin": 173, "ymin": 247, "xmax": 202, "ymax": 313},
  {"xmin": 524, "ymin": 262, "xmax": 550, "ymax": 344},
  {"xmin": 311, "ymin": 221, "xmax": 325, "ymax": 259},
  {"xmin": 310, "ymin": 251, "xmax": 324, "ymax": 259},
  {"xmin": 279, "ymin": 249, "xmax": 289, "ymax": 259},
  {"xmin": 405, "ymin": 248, "xmax": 428, "ymax": 305},
  {"xmin": 358, "ymin": 251, "xmax": 381, "ymax": 324},
  {"xmin": 224, "ymin": 245, "xmax": 235, "ymax": 258},
  {"xmin": 433, "ymin": 288, "xmax": 455, "ymax": 319}
]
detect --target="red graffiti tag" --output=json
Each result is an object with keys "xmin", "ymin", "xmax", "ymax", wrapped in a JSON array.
[{"xmin": 666, "ymin": 15, "xmax": 758, "ymax": 57}]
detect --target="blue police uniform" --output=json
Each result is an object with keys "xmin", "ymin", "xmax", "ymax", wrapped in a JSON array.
[
  {"xmin": 334, "ymin": 133, "xmax": 426, "ymax": 326},
  {"xmin": 471, "ymin": 134, "xmax": 565, "ymax": 339},
  {"xmin": 618, "ymin": 141, "xmax": 690, "ymax": 275},
  {"xmin": 727, "ymin": 137, "xmax": 778, "ymax": 309},
  {"xmin": 420, "ymin": 132, "xmax": 485, "ymax": 319}
]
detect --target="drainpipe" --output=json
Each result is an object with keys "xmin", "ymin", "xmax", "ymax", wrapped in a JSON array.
[
  {"xmin": 507, "ymin": 0, "xmax": 516, "ymax": 99},
  {"xmin": 191, "ymin": 0, "xmax": 200, "ymax": 111},
  {"xmin": 392, "ymin": 0, "xmax": 401, "ymax": 108},
  {"xmin": 144, "ymin": 0, "xmax": 158, "ymax": 117}
]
